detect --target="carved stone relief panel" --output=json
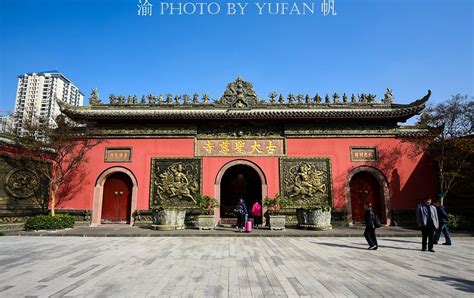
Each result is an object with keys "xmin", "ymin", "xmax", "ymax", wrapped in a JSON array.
[
  {"xmin": 0, "ymin": 154, "xmax": 51, "ymax": 215},
  {"xmin": 280, "ymin": 158, "xmax": 333, "ymax": 207},
  {"xmin": 149, "ymin": 158, "xmax": 201, "ymax": 208}
]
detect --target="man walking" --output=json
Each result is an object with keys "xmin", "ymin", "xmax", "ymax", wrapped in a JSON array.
[
  {"xmin": 416, "ymin": 196, "xmax": 439, "ymax": 252},
  {"xmin": 434, "ymin": 202, "xmax": 452, "ymax": 245},
  {"xmin": 364, "ymin": 202, "xmax": 380, "ymax": 250}
]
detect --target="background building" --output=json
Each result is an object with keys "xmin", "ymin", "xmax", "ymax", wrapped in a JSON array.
[
  {"xmin": 13, "ymin": 71, "xmax": 83, "ymax": 135},
  {"xmin": 0, "ymin": 111, "xmax": 13, "ymax": 134}
]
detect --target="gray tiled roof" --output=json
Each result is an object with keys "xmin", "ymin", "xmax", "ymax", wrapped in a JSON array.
[{"xmin": 60, "ymin": 91, "xmax": 430, "ymax": 122}]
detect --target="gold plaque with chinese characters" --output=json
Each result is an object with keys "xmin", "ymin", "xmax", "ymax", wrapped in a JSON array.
[
  {"xmin": 350, "ymin": 147, "xmax": 378, "ymax": 162},
  {"xmin": 196, "ymin": 139, "xmax": 285, "ymax": 156},
  {"xmin": 105, "ymin": 148, "xmax": 132, "ymax": 162}
]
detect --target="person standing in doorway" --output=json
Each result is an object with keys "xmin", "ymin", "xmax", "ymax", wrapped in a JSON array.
[
  {"xmin": 251, "ymin": 200, "xmax": 262, "ymax": 228},
  {"xmin": 364, "ymin": 202, "xmax": 380, "ymax": 250},
  {"xmin": 416, "ymin": 196, "xmax": 439, "ymax": 252},
  {"xmin": 235, "ymin": 198, "xmax": 248, "ymax": 232},
  {"xmin": 434, "ymin": 201, "xmax": 452, "ymax": 246}
]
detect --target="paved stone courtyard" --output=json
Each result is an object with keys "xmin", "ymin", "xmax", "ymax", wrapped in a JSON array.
[{"xmin": 0, "ymin": 237, "xmax": 473, "ymax": 297}]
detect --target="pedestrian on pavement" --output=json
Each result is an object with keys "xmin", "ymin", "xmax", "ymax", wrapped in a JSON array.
[
  {"xmin": 234, "ymin": 197, "xmax": 248, "ymax": 232},
  {"xmin": 364, "ymin": 202, "xmax": 381, "ymax": 250},
  {"xmin": 434, "ymin": 201, "xmax": 452, "ymax": 246},
  {"xmin": 416, "ymin": 196, "xmax": 439, "ymax": 252},
  {"xmin": 251, "ymin": 200, "xmax": 262, "ymax": 228}
]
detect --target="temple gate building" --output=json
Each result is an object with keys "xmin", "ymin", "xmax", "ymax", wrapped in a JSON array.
[{"xmin": 57, "ymin": 78, "xmax": 435, "ymax": 226}]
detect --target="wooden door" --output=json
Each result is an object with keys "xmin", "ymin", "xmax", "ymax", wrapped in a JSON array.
[
  {"xmin": 101, "ymin": 172, "xmax": 132, "ymax": 223},
  {"xmin": 349, "ymin": 172, "xmax": 382, "ymax": 222}
]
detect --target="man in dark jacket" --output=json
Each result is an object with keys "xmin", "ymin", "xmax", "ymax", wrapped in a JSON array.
[
  {"xmin": 364, "ymin": 202, "xmax": 379, "ymax": 250},
  {"xmin": 434, "ymin": 203, "xmax": 452, "ymax": 245},
  {"xmin": 416, "ymin": 196, "xmax": 439, "ymax": 252},
  {"xmin": 235, "ymin": 198, "xmax": 248, "ymax": 232}
]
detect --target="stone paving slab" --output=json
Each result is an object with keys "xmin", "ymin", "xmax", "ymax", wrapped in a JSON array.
[
  {"xmin": 3, "ymin": 224, "xmax": 473, "ymax": 238},
  {"xmin": 0, "ymin": 236, "xmax": 473, "ymax": 297}
]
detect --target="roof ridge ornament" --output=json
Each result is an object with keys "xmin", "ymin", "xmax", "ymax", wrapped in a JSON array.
[
  {"xmin": 218, "ymin": 77, "xmax": 258, "ymax": 108},
  {"xmin": 89, "ymin": 88, "xmax": 101, "ymax": 105},
  {"xmin": 383, "ymin": 88, "xmax": 394, "ymax": 104}
]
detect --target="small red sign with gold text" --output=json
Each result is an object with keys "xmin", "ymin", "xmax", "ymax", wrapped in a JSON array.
[
  {"xmin": 105, "ymin": 148, "xmax": 132, "ymax": 162},
  {"xmin": 350, "ymin": 147, "xmax": 378, "ymax": 162}
]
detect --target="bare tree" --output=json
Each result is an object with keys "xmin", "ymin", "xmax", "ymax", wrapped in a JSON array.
[
  {"xmin": 17, "ymin": 113, "xmax": 101, "ymax": 216},
  {"xmin": 418, "ymin": 94, "xmax": 473, "ymax": 204}
]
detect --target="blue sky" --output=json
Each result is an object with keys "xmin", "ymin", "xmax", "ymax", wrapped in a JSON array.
[{"xmin": 1, "ymin": 0, "xmax": 472, "ymax": 119}]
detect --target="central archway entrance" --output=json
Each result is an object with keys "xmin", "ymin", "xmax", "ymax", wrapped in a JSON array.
[{"xmin": 215, "ymin": 160, "xmax": 267, "ymax": 225}]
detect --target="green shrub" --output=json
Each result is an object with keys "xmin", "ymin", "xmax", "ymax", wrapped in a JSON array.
[
  {"xmin": 448, "ymin": 214, "xmax": 472, "ymax": 230},
  {"xmin": 196, "ymin": 195, "xmax": 218, "ymax": 215},
  {"xmin": 264, "ymin": 194, "xmax": 291, "ymax": 214},
  {"xmin": 24, "ymin": 214, "xmax": 75, "ymax": 231}
]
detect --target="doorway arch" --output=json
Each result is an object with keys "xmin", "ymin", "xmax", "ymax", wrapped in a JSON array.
[
  {"xmin": 92, "ymin": 167, "xmax": 138, "ymax": 226},
  {"xmin": 345, "ymin": 166, "xmax": 391, "ymax": 226},
  {"xmin": 215, "ymin": 160, "xmax": 267, "ymax": 224}
]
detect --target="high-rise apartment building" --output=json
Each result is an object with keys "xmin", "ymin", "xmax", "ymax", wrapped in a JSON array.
[
  {"xmin": 13, "ymin": 71, "xmax": 84, "ymax": 134},
  {"xmin": 0, "ymin": 112, "xmax": 13, "ymax": 134}
]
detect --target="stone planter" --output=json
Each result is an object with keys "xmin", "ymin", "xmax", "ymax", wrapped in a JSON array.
[
  {"xmin": 198, "ymin": 214, "xmax": 215, "ymax": 230},
  {"xmin": 175, "ymin": 209, "xmax": 186, "ymax": 230},
  {"xmin": 269, "ymin": 215, "xmax": 286, "ymax": 230},
  {"xmin": 296, "ymin": 208, "xmax": 332, "ymax": 231},
  {"xmin": 151, "ymin": 209, "xmax": 186, "ymax": 231}
]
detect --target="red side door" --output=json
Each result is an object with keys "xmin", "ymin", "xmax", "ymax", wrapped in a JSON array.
[
  {"xmin": 350, "ymin": 172, "xmax": 382, "ymax": 222},
  {"xmin": 101, "ymin": 173, "xmax": 132, "ymax": 223}
]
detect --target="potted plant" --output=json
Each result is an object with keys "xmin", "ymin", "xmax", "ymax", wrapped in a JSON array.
[
  {"xmin": 196, "ymin": 195, "xmax": 218, "ymax": 230},
  {"xmin": 264, "ymin": 194, "xmax": 290, "ymax": 230},
  {"xmin": 296, "ymin": 204, "xmax": 332, "ymax": 231}
]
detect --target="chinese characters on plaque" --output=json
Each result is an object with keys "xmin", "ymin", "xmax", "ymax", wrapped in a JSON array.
[
  {"xmin": 105, "ymin": 148, "xmax": 132, "ymax": 162},
  {"xmin": 196, "ymin": 139, "xmax": 284, "ymax": 156},
  {"xmin": 350, "ymin": 147, "xmax": 378, "ymax": 162}
]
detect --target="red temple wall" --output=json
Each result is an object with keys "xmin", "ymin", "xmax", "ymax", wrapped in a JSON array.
[
  {"xmin": 57, "ymin": 136, "xmax": 435, "ymax": 213},
  {"xmin": 57, "ymin": 138, "xmax": 195, "ymax": 210},
  {"xmin": 286, "ymin": 138, "xmax": 436, "ymax": 210}
]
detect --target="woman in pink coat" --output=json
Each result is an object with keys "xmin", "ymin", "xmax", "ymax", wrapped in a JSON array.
[{"xmin": 251, "ymin": 200, "xmax": 262, "ymax": 228}]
